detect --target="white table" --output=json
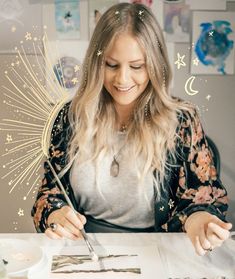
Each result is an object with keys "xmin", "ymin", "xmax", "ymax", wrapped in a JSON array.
[{"xmin": 0, "ymin": 233, "xmax": 235, "ymax": 279}]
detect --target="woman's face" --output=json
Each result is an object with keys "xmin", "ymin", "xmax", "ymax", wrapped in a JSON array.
[{"xmin": 104, "ymin": 33, "xmax": 149, "ymax": 112}]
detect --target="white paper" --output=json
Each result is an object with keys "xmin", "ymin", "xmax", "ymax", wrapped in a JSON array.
[
  {"xmin": 157, "ymin": 234, "xmax": 235, "ymax": 278},
  {"xmin": 46, "ymin": 245, "xmax": 166, "ymax": 279},
  {"xmin": 50, "ymin": 254, "xmax": 141, "ymax": 279}
]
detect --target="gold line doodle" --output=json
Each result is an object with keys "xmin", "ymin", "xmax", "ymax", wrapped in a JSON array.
[
  {"xmin": 0, "ymin": 30, "xmax": 71, "ymax": 199},
  {"xmin": 174, "ymin": 52, "xmax": 186, "ymax": 70},
  {"xmin": 184, "ymin": 76, "xmax": 199, "ymax": 96}
]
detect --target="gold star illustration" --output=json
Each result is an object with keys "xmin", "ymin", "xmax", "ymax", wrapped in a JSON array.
[
  {"xmin": 71, "ymin": 77, "xmax": 78, "ymax": 84},
  {"xmin": 18, "ymin": 208, "xmax": 24, "ymax": 217},
  {"xmin": 206, "ymin": 95, "xmax": 211, "ymax": 101},
  {"xmin": 97, "ymin": 50, "xmax": 102, "ymax": 56},
  {"xmin": 25, "ymin": 32, "xmax": 32, "ymax": 41},
  {"xmin": 193, "ymin": 57, "xmax": 199, "ymax": 66},
  {"xmin": 168, "ymin": 199, "xmax": 174, "ymax": 209},
  {"xmin": 138, "ymin": 10, "xmax": 144, "ymax": 16},
  {"xmin": 6, "ymin": 134, "xmax": 12, "ymax": 143},
  {"xmin": 11, "ymin": 26, "xmax": 16, "ymax": 32},
  {"xmin": 74, "ymin": 65, "xmax": 80, "ymax": 72},
  {"xmin": 174, "ymin": 53, "xmax": 186, "ymax": 70}
]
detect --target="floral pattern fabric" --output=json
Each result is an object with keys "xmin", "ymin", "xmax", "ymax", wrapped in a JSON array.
[{"xmin": 31, "ymin": 103, "xmax": 228, "ymax": 232}]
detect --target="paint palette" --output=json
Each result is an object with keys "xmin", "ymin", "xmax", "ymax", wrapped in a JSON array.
[{"xmin": 0, "ymin": 238, "xmax": 43, "ymax": 275}]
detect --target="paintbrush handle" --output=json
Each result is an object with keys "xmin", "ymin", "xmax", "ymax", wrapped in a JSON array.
[
  {"xmin": 80, "ymin": 229, "xmax": 95, "ymax": 252},
  {"xmin": 46, "ymin": 159, "xmax": 97, "ymax": 258}
]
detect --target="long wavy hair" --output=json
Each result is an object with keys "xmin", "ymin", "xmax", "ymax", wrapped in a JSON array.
[{"xmin": 68, "ymin": 3, "xmax": 193, "ymax": 195}]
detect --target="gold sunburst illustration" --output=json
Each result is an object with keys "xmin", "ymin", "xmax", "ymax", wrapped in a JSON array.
[{"xmin": 0, "ymin": 30, "xmax": 73, "ymax": 200}]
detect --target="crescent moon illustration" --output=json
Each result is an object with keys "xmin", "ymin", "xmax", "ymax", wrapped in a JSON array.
[{"xmin": 184, "ymin": 76, "xmax": 199, "ymax": 96}]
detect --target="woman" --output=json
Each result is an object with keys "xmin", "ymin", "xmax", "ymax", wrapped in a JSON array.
[{"xmin": 32, "ymin": 3, "xmax": 232, "ymax": 256}]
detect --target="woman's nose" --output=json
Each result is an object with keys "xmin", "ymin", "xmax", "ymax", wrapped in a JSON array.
[{"xmin": 115, "ymin": 66, "xmax": 130, "ymax": 84}]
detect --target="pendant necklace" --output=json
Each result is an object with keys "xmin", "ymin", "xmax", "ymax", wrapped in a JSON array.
[
  {"xmin": 110, "ymin": 145, "xmax": 125, "ymax": 177},
  {"xmin": 110, "ymin": 155, "xmax": 120, "ymax": 177},
  {"xmin": 110, "ymin": 125, "xmax": 127, "ymax": 177}
]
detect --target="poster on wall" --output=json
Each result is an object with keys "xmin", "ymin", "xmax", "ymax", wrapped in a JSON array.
[
  {"xmin": 55, "ymin": 0, "xmax": 81, "ymax": 40},
  {"xmin": 122, "ymin": 0, "xmax": 163, "ymax": 27},
  {"xmin": 163, "ymin": 0, "xmax": 191, "ymax": 42},
  {"xmin": 89, "ymin": 0, "xmax": 119, "ymax": 38},
  {"xmin": 125, "ymin": 0, "xmax": 153, "ymax": 7},
  {"xmin": 191, "ymin": 11, "xmax": 235, "ymax": 75},
  {"xmin": 44, "ymin": 40, "xmax": 89, "ymax": 99},
  {"xmin": 185, "ymin": 0, "xmax": 226, "ymax": 10}
]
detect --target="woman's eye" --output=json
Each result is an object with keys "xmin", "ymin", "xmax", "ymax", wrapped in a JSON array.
[
  {"xmin": 131, "ymin": 64, "xmax": 145, "ymax": 70},
  {"xmin": 106, "ymin": 62, "xmax": 117, "ymax": 68},
  {"xmin": 131, "ymin": 65, "xmax": 142, "ymax": 70}
]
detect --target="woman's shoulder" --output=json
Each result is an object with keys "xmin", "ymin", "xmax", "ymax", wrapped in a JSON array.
[
  {"xmin": 50, "ymin": 101, "xmax": 72, "ymax": 144},
  {"xmin": 175, "ymin": 100, "xmax": 199, "ymax": 128},
  {"xmin": 174, "ymin": 100, "xmax": 202, "ymax": 146}
]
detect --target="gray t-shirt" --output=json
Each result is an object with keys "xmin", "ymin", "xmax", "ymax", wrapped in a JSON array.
[{"xmin": 70, "ymin": 133, "xmax": 155, "ymax": 229}]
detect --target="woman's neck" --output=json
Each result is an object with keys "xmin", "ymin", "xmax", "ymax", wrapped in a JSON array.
[{"xmin": 114, "ymin": 103, "xmax": 134, "ymax": 131}]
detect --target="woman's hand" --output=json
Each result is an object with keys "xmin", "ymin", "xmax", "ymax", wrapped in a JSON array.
[
  {"xmin": 185, "ymin": 211, "xmax": 232, "ymax": 256},
  {"xmin": 45, "ymin": 206, "xmax": 87, "ymax": 240}
]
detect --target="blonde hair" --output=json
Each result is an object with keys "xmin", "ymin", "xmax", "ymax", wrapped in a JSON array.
[{"xmin": 68, "ymin": 3, "xmax": 193, "ymax": 196}]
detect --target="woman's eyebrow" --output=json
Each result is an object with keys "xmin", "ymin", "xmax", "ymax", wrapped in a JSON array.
[{"xmin": 106, "ymin": 56, "xmax": 144, "ymax": 63}]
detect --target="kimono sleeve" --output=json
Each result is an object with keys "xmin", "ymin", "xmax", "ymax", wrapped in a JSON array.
[
  {"xmin": 31, "ymin": 103, "xmax": 71, "ymax": 232},
  {"xmin": 166, "ymin": 108, "xmax": 229, "ymax": 232}
]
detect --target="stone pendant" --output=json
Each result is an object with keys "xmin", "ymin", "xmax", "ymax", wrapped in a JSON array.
[{"xmin": 110, "ymin": 157, "xmax": 119, "ymax": 177}]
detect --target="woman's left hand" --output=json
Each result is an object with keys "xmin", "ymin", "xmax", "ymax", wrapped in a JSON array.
[{"xmin": 184, "ymin": 211, "xmax": 232, "ymax": 256}]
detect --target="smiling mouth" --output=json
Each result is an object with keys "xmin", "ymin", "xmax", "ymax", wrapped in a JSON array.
[{"xmin": 114, "ymin": 85, "xmax": 135, "ymax": 92}]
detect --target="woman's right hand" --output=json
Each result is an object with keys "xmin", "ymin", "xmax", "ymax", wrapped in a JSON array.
[{"xmin": 45, "ymin": 206, "xmax": 87, "ymax": 240}]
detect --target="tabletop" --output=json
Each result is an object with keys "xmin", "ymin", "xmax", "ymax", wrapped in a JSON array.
[{"xmin": 0, "ymin": 232, "xmax": 235, "ymax": 279}]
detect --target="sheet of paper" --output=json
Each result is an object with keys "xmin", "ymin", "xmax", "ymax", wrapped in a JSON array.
[
  {"xmin": 47, "ymin": 245, "xmax": 166, "ymax": 279},
  {"xmin": 50, "ymin": 254, "xmax": 140, "ymax": 279},
  {"xmin": 157, "ymin": 234, "xmax": 235, "ymax": 278}
]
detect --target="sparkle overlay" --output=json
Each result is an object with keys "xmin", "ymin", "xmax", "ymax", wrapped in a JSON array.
[
  {"xmin": 97, "ymin": 50, "xmax": 102, "ymax": 56},
  {"xmin": 193, "ymin": 57, "xmax": 199, "ymax": 66},
  {"xmin": 0, "ymin": 30, "xmax": 71, "ymax": 199},
  {"xmin": 168, "ymin": 199, "xmax": 174, "ymax": 209},
  {"xmin": 18, "ymin": 208, "xmax": 24, "ymax": 217},
  {"xmin": 174, "ymin": 53, "xmax": 186, "ymax": 69}
]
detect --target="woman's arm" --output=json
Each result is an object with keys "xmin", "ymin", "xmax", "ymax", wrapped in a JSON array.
[
  {"xmin": 31, "ymin": 103, "xmax": 74, "ymax": 232},
  {"xmin": 166, "ymin": 108, "xmax": 232, "ymax": 254}
]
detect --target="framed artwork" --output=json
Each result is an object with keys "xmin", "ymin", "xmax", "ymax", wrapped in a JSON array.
[
  {"xmin": 54, "ymin": 0, "xmax": 81, "ymax": 40},
  {"xmin": 163, "ymin": 0, "xmax": 191, "ymax": 42},
  {"xmin": 125, "ymin": 0, "xmax": 153, "ymax": 7},
  {"xmin": 89, "ymin": 0, "xmax": 119, "ymax": 38},
  {"xmin": 44, "ymin": 40, "xmax": 89, "ymax": 100},
  {"xmin": 191, "ymin": 11, "xmax": 235, "ymax": 75},
  {"xmin": 185, "ymin": 0, "xmax": 226, "ymax": 10}
]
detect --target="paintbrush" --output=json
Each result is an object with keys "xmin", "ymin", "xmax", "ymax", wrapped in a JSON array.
[{"xmin": 47, "ymin": 159, "xmax": 99, "ymax": 262}]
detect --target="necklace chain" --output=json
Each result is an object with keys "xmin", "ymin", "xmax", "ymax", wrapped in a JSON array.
[{"xmin": 120, "ymin": 124, "xmax": 127, "ymax": 132}]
